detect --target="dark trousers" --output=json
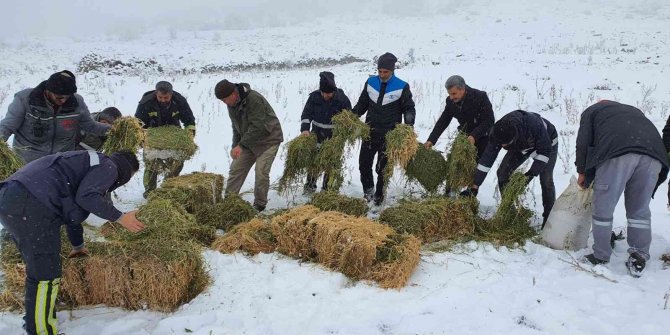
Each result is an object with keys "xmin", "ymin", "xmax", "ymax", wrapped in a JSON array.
[
  {"xmin": 305, "ymin": 131, "xmax": 332, "ymax": 191},
  {"xmin": 496, "ymin": 145, "xmax": 558, "ymax": 219},
  {"xmin": 0, "ymin": 181, "xmax": 62, "ymax": 335},
  {"xmin": 359, "ymin": 132, "xmax": 388, "ymax": 198}
]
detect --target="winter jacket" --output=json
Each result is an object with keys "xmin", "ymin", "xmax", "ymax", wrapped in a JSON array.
[
  {"xmin": 228, "ymin": 83, "xmax": 284, "ymax": 156},
  {"xmin": 474, "ymin": 110, "xmax": 558, "ymax": 186},
  {"xmin": 0, "ymin": 81, "xmax": 110, "ymax": 163},
  {"xmin": 352, "ymin": 74, "xmax": 415, "ymax": 134},
  {"xmin": 135, "ymin": 90, "xmax": 195, "ymax": 130},
  {"xmin": 662, "ymin": 114, "xmax": 670, "ymax": 152},
  {"xmin": 427, "ymin": 86, "xmax": 495, "ymax": 145},
  {"xmin": 3, "ymin": 151, "xmax": 126, "ymax": 225},
  {"xmin": 576, "ymin": 101, "xmax": 669, "ymax": 188},
  {"xmin": 77, "ymin": 112, "xmax": 106, "ymax": 150},
  {"xmin": 300, "ymin": 89, "xmax": 352, "ymax": 141}
]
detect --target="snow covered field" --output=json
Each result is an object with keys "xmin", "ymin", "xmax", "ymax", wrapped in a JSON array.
[{"xmin": 1, "ymin": 0, "xmax": 670, "ymax": 334}]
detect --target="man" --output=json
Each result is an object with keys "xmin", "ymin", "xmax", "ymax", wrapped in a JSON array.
[
  {"xmin": 215, "ymin": 79, "xmax": 284, "ymax": 212},
  {"xmin": 300, "ymin": 71, "xmax": 352, "ymax": 193},
  {"xmin": 77, "ymin": 107, "xmax": 122, "ymax": 150},
  {"xmin": 576, "ymin": 101, "xmax": 668, "ymax": 277},
  {"xmin": 462, "ymin": 110, "xmax": 558, "ymax": 226},
  {"xmin": 135, "ymin": 81, "xmax": 196, "ymax": 197},
  {"xmin": 425, "ymin": 75, "xmax": 495, "ymax": 159},
  {"xmin": 0, "ymin": 150, "xmax": 145, "ymax": 335},
  {"xmin": 0, "ymin": 70, "xmax": 111, "ymax": 163},
  {"xmin": 352, "ymin": 52, "xmax": 416, "ymax": 205},
  {"xmin": 661, "ymin": 114, "xmax": 670, "ymax": 208}
]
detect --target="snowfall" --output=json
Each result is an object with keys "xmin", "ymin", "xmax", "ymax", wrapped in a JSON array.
[{"xmin": 1, "ymin": 0, "xmax": 670, "ymax": 334}]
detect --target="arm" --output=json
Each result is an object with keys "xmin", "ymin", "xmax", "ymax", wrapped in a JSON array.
[
  {"xmin": 300, "ymin": 95, "xmax": 314, "ymax": 132},
  {"xmin": 426, "ymin": 102, "xmax": 454, "ymax": 145},
  {"xmin": 525, "ymin": 116, "xmax": 553, "ymax": 177},
  {"xmin": 78, "ymin": 97, "xmax": 112, "ymax": 135},
  {"xmin": 352, "ymin": 82, "xmax": 370, "ymax": 117},
  {"xmin": 469, "ymin": 92, "xmax": 495, "ymax": 141},
  {"xmin": 575, "ymin": 107, "xmax": 595, "ymax": 174},
  {"xmin": 75, "ymin": 161, "xmax": 124, "ymax": 222},
  {"xmin": 0, "ymin": 93, "xmax": 27, "ymax": 141},
  {"xmin": 473, "ymin": 141, "xmax": 501, "ymax": 187},
  {"xmin": 401, "ymin": 84, "xmax": 416, "ymax": 126}
]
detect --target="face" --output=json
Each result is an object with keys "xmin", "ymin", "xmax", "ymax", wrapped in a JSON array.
[
  {"xmin": 447, "ymin": 86, "xmax": 466, "ymax": 102},
  {"xmin": 156, "ymin": 91, "xmax": 173, "ymax": 105},
  {"xmin": 221, "ymin": 89, "xmax": 239, "ymax": 107},
  {"xmin": 46, "ymin": 91, "xmax": 70, "ymax": 106},
  {"xmin": 378, "ymin": 69, "xmax": 393, "ymax": 82},
  {"xmin": 321, "ymin": 91, "xmax": 335, "ymax": 101}
]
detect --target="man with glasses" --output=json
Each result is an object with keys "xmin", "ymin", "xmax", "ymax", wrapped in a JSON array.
[{"xmin": 0, "ymin": 70, "xmax": 111, "ymax": 163}]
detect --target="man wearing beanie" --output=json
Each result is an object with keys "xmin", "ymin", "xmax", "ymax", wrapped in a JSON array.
[
  {"xmin": 352, "ymin": 52, "xmax": 416, "ymax": 205},
  {"xmin": 0, "ymin": 70, "xmax": 111, "ymax": 163},
  {"xmin": 300, "ymin": 71, "xmax": 352, "ymax": 193},
  {"xmin": 462, "ymin": 110, "xmax": 558, "ymax": 227},
  {"xmin": 135, "ymin": 81, "xmax": 196, "ymax": 197},
  {"xmin": 215, "ymin": 79, "xmax": 284, "ymax": 212},
  {"xmin": 0, "ymin": 150, "xmax": 145, "ymax": 335},
  {"xmin": 77, "ymin": 106, "xmax": 123, "ymax": 151}
]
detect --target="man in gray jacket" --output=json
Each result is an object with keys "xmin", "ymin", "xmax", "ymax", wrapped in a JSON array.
[
  {"xmin": 0, "ymin": 70, "xmax": 110, "ymax": 163},
  {"xmin": 576, "ymin": 100, "xmax": 668, "ymax": 277}
]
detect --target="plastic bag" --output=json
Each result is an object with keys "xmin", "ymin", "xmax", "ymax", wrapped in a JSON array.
[{"xmin": 540, "ymin": 176, "xmax": 593, "ymax": 251}]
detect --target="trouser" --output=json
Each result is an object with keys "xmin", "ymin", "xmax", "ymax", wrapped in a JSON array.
[
  {"xmin": 305, "ymin": 133, "xmax": 331, "ymax": 191},
  {"xmin": 0, "ymin": 181, "xmax": 62, "ymax": 335},
  {"xmin": 496, "ymin": 144, "xmax": 558, "ymax": 220},
  {"xmin": 225, "ymin": 144, "xmax": 280, "ymax": 208},
  {"xmin": 143, "ymin": 157, "xmax": 185, "ymax": 193},
  {"xmin": 359, "ymin": 132, "xmax": 388, "ymax": 198},
  {"xmin": 591, "ymin": 153, "xmax": 662, "ymax": 262}
]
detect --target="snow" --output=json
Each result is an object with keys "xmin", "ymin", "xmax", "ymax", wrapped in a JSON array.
[{"xmin": 2, "ymin": 0, "xmax": 670, "ymax": 334}]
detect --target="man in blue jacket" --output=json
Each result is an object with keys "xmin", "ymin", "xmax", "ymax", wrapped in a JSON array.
[
  {"xmin": 353, "ymin": 52, "xmax": 416, "ymax": 205},
  {"xmin": 0, "ymin": 150, "xmax": 145, "ymax": 335},
  {"xmin": 300, "ymin": 71, "xmax": 352, "ymax": 193}
]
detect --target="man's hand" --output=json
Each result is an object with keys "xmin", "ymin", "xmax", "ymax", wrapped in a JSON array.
[
  {"xmin": 301, "ymin": 130, "xmax": 310, "ymax": 137},
  {"xmin": 231, "ymin": 145, "xmax": 242, "ymax": 159},
  {"xmin": 460, "ymin": 186, "xmax": 479, "ymax": 198},
  {"xmin": 424, "ymin": 141, "xmax": 433, "ymax": 149},
  {"xmin": 118, "ymin": 210, "xmax": 145, "ymax": 233},
  {"xmin": 577, "ymin": 173, "xmax": 586, "ymax": 189},
  {"xmin": 467, "ymin": 136, "xmax": 475, "ymax": 145},
  {"xmin": 68, "ymin": 247, "xmax": 89, "ymax": 258}
]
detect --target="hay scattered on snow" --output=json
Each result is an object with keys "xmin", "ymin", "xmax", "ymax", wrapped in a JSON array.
[
  {"xmin": 101, "ymin": 116, "xmax": 146, "ymax": 155},
  {"xmin": 211, "ymin": 218, "xmax": 277, "ymax": 255},
  {"xmin": 445, "ymin": 132, "xmax": 477, "ymax": 190},
  {"xmin": 144, "ymin": 125, "xmax": 197, "ymax": 160},
  {"xmin": 0, "ymin": 139, "xmax": 23, "ymax": 180},
  {"xmin": 309, "ymin": 191, "xmax": 369, "ymax": 216},
  {"xmin": 195, "ymin": 194, "xmax": 256, "ymax": 231},
  {"xmin": 156, "ymin": 172, "xmax": 225, "ymax": 213},
  {"xmin": 277, "ymin": 134, "xmax": 318, "ymax": 194},
  {"xmin": 405, "ymin": 144, "xmax": 448, "ymax": 194}
]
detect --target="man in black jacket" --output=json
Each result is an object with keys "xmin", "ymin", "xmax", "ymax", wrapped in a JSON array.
[
  {"xmin": 425, "ymin": 75, "xmax": 495, "ymax": 159},
  {"xmin": 576, "ymin": 101, "xmax": 668, "ymax": 277},
  {"xmin": 462, "ymin": 110, "xmax": 558, "ymax": 226},
  {"xmin": 300, "ymin": 71, "xmax": 352, "ymax": 193},
  {"xmin": 662, "ymin": 114, "xmax": 670, "ymax": 208},
  {"xmin": 135, "ymin": 81, "xmax": 196, "ymax": 197},
  {"xmin": 353, "ymin": 52, "xmax": 416, "ymax": 205}
]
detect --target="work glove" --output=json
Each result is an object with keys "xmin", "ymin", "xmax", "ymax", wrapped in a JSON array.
[{"xmin": 459, "ymin": 187, "xmax": 478, "ymax": 198}]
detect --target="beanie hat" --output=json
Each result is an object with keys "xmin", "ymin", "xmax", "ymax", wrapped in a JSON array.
[
  {"xmin": 214, "ymin": 79, "xmax": 236, "ymax": 99},
  {"xmin": 45, "ymin": 70, "xmax": 77, "ymax": 95},
  {"xmin": 109, "ymin": 151, "xmax": 139, "ymax": 191},
  {"xmin": 319, "ymin": 71, "xmax": 337, "ymax": 93},
  {"xmin": 492, "ymin": 118, "xmax": 518, "ymax": 146},
  {"xmin": 377, "ymin": 52, "xmax": 397, "ymax": 71}
]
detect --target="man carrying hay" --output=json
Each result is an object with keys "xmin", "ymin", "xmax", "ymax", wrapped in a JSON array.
[
  {"xmin": 0, "ymin": 70, "xmax": 111, "ymax": 163},
  {"xmin": 425, "ymin": 75, "xmax": 495, "ymax": 159},
  {"xmin": 77, "ymin": 107, "xmax": 122, "ymax": 151},
  {"xmin": 300, "ymin": 71, "xmax": 352, "ymax": 194},
  {"xmin": 215, "ymin": 79, "xmax": 284, "ymax": 212},
  {"xmin": 463, "ymin": 110, "xmax": 558, "ymax": 225},
  {"xmin": 353, "ymin": 52, "xmax": 416, "ymax": 205},
  {"xmin": 577, "ymin": 101, "xmax": 668, "ymax": 277},
  {"xmin": 0, "ymin": 150, "xmax": 145, "ymax": 335},
  {"xmin": 135, "ymin": 81, "xmax": 196, "ymax": 197}
]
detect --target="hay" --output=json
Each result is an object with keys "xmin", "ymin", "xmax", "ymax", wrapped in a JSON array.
[
  {"xmin": 144, "ymin": 125, "xmax": 197, "ymax": 160},
  {"xmin": 405, "ymin": 144, "xmax": 448, "ymax": 193},
  {"xmin": 332, "ymin": 110, "xmax": 370, "ymax": 144},
  {"xmin": 369, "ymin": 233, "xmax": 421, "ymax": 289},
  {"xmin": 379, "ymin": 197, "xmax": 478, "ymax": 243},
  {"xmin": 195, "ymin": 194, "xmax": 256, "ymax": 231},
  {"xmin": 0, "ymin": 139, "xmax": 23, "ymax": 180},
  {"xmin": 445, "ymin": 132, "xmax": 478, "ymax": 190},
  {"xmin": 101, "ymin": 116, "xmax": 146, "ymax": 155},
  {"xmin": 309, "ymin": 191, "xmax": 369, "ymax": 216},
  {"xmin": 277, "ymin": 134, "xmax": 318, "ymax": 194},
  {"xmin": 385, "ymin": 124, "xmax": 418, "ymax": 170},
  {"xmin": 270, "ymin": 205, "xmax": 322, "ymax": 259},
  {"xmin": 211, "ymin": 218, "xmax": 277, "ymax": 255},
  {"xmin": 154, "ymin": 172, "xmax": 225, "ymax": 213},
  {"xmin": 314, "ymin": 136, "xmax": 346, "ymax": 191}
]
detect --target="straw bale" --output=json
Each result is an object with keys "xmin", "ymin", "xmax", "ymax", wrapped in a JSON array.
[
  {"xmin": 277, "ymin": 134, "xmax": 318, "ymax": 194},
  {"xmin": 0, "ymin": 139, "xmax": 23, "ymax": 180},
  {"xmin": 101, "ymin": 116, "xmax": 146, "ymax": 154},
  {"xmin": 445, "ymin": 132, "xmax": 477, "ymax": 190},
  {"xmin": 211, "ymin": 218, "xmax": 276, "ymax": 255},
  {"xmin": 270, "ymin": 205, "xmax": 321, "ymax": 259},
  {"xmin": 368, "ymin": 233, "xmax": 421, "ymax": 289},
  {"xmin": 144, "ymin": 126, "xmax": 197, "ymax": 160},
  {"xmin": 405, "ymin": 144, "xmax": 448, "ymax": 193},
  {"xmin": 195, "ymin": 194, "xmax": 256, "ymax": 231},
  {"xmin": 309, "ymin": 191, "xmax": 369, "ymax": 217},
  {"xmin": 157, "ymin": 172, "xmax": 225, "ymax": 213}
]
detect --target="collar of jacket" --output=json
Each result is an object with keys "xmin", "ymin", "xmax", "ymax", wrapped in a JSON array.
[
  {"xmin": 367, "ymin": 74, "xmax": 405, "ymax": 92},
  {"xmin": 233, "ymin": 83, "xmax": 251, "ymax": 108},
  {"xmin": 29, "ymin": 81, "xmax": 79, "ymax": 111}
]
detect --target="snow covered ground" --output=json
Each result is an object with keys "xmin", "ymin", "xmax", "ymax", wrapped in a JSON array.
[{"xmin": 1, "ymin": 0, "xmax": 670, "ymax": 334}]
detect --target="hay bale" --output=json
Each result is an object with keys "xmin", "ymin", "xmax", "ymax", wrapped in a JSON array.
[
  {"xmin": 195, "ymin": 194, "xmax": 256, "ymax": 231},
  {"xmin": 212, "ymin": 218, "xmax": 276, "ymax": 255},
  {"xmin": 405, "ymin": 144, "xmax": 448, "ymax": 193},
  {"xmin": 0, "ymin": 139, "xmax": 23, "ymax": 180},
  {"xmin": 144, "ymin": 126, "xmax": 197, "ymax": 160},
  {"xmin": 332, "ymin": 110, "xmax": 370, "ymax": 144},
  {"xmin": 379, "ymin": 197, "xmax": 478, "ymax": 243},
  {"xmin": 445, "ymin": 132, "xmax": 477, "ymax": 190},
  {"xmin": 277, "ymin": 134, "xmax": 318, "ymax": 194},
  {"xmin": 156, "ymin": 172, "xmax": 225, "ymax": 213},
  {"xmin": 270, "ymin": 205, "xmax": 321, "ymax": 259},
  {"xmin": 309, "ymin": 191, "xmax": 369, "ymax": 216},
  {"xmin": 369, "ymin": 233, "xmax": 421, "ymax": 289},
  {"xmin": 101, "ymin": 116, "xmax": 146, "ymax": 155}
]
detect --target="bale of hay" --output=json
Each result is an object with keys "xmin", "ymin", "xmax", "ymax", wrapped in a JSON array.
[
  {"xmin": 309, "ymin": 191, "xmax": 369, "ymax": 216},
  {"xmin": 270, "ymin": 205, "xmax": 322, "ymax": 260},
  {"xmin": 445, "ymin": 132, "xmax": 477, "ymax": 190},
  {"xmin": 101, "ymin": 116, "xmax": 146, "ymax": 155},
  {"xmin": 277, "ymin": 134, "xmax": 318, "ymax": 194},
  {"xmin": 0, "ymin": 139, "xmax": 23, "ymax": 180},
  {"xmin": 332, "ymin": 110, "xmax": 370, "ymax": 144},
  {"xmin": 144, "ymin": 125, "xmax": 197, "ymax": 160},
  {"xmin": 405, "ymin": 144, "xmax": 448, "ymax": 194},
  {"xmin": 369, "ymin": 233, "xmax": 421, "ymax": 289},
  {"xmin": 157, "ymin": 172, "xmax": 225, "ymax": 213},
  {"xmin": 379, "ymin": 197, "xmax": 478, "ymax": 243},
  {"xmin": 211, "ymin": 218, "xmax": 277, "ymax": 255},
  {"xmin": 195, "ymin": 194, "xmax": 256, "ymax": 231}
]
